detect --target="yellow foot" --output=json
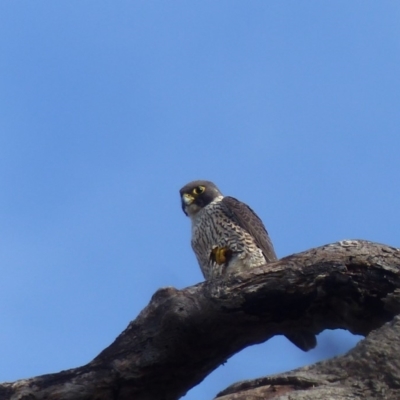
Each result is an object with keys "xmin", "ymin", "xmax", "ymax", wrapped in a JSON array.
[{"xmin": 210, "ymin": 247, "xmax": 232, "ymax": 265}]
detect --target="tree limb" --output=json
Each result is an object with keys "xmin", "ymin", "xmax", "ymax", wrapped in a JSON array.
[
  {"xmin": 2, "ymin": 240, "xmax": 400, "ymax": 400},
  {"xmin": 217, "ymin": 313, "xmax": 400, "ymax": 400}
]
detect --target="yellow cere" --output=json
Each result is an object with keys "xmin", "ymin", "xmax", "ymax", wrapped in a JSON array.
[{"xmin": 183, "ymin": 193, "xmax": 194, "ymax": 205}]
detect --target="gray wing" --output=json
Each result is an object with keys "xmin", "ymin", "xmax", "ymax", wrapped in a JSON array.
[
  {"xmin": 221, "ymin": 196, "xmax": 277, "ymax": 262},
  {"xmin": 222, "ymin": 197, "xmax": 317, "ymax": 351}
]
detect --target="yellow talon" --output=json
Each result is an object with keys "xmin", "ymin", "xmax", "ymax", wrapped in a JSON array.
[{"xmin": 211, "ymin": 247, "xmax": 232, "ymax": 265}]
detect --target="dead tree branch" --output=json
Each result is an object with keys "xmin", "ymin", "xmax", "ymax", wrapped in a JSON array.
[
  {"xmin": 217, "ymin": 313, "xmax": 400, "ymax": 400},
  {"xmin": 1, "ymin": 240, "xmax": 400, "ymax": 400}
]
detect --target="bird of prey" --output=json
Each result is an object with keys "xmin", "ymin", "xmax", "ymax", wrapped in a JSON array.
[{"xmin": 179, "ymin": 179, "xmax": 316, "ymax": 351}]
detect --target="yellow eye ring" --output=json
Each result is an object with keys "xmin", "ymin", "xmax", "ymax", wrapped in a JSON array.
[{"xmin": 193, "ymin": 185, "xmax": 205, "ymax": 195}]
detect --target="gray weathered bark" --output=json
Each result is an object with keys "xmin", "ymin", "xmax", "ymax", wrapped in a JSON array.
[
  {"xmin": 217, "ymin": 314, "xmax": 400, "ymax": 400},
  {"xmin": 1, "ymin": 240, "xmax": 400, "ymax": 400}
]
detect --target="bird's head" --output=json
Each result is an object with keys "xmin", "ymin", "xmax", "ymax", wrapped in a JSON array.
[{"xmin": 179, "ymin": 180, "xmax": 223, "ymax": 217}]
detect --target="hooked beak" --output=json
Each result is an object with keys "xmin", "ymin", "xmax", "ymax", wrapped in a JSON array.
[
  {"xmin": 182, "ymin": 193, "xmax": 194, "ymax": 205},
  {"xmin": 181, "ymin": 193, "xmax": 195, "ymax": 216}
]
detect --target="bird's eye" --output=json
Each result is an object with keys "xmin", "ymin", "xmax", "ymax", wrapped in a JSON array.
[{"xmin": 193, "ymin": 185, "xmax": 205, "ymax": 195}]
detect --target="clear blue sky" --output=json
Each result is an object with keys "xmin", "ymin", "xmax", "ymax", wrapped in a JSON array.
[{"xmin": 0, "ymin": 2, "xmax": 399, "ymax": 399}]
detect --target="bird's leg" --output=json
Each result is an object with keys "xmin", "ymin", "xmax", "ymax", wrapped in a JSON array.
[{"xmin": 210, "ymin": 247, "xmax": 233, "ymax": 265}]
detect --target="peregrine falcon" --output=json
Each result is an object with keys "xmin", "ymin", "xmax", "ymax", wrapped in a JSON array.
[{"xmin": 180, "ymin": 180, "xmax": 316, "ymax": 351}]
